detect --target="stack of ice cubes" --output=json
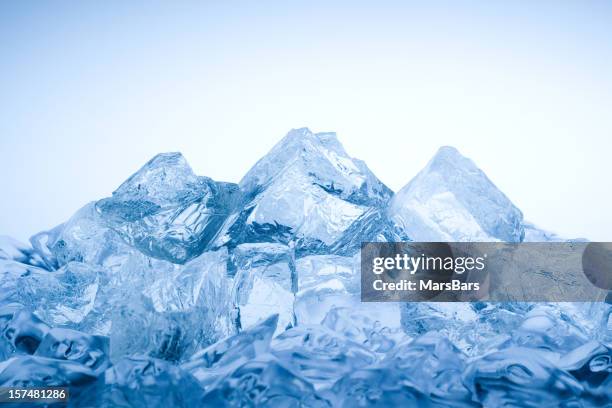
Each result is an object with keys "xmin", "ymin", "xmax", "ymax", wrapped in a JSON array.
[{"xmin": 0, "ymin": 128, "xmax": 609, "ymax": 407}]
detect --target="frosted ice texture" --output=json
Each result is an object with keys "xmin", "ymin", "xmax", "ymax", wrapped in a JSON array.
[{"xmin": 0, "ymin": 128, "xmax": 609, "ymax": 407}]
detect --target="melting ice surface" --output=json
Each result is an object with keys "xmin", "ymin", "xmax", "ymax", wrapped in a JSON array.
[{"xmin": 0, "ymin": 128, "xmax": 610, "ymax": 407}]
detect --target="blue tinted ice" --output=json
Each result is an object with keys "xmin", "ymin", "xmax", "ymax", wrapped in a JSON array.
[
  {"xmin": 388, "ymin": 146, "xmax": 524, "ymax": 242},
  {"xmin": 96, "ymin": 152, "xmax": 239, "ymax": 264},
  {"xmin": 0, "ymin": 130, "xmax": 610, "ymax": 406},
  {"xmin": 216, "ymin": 128, "xmax": 393, "ymax": 253},
  {"xmin": 182, "ymin": 313, "xmax": 278, "ymax": 388},
  {"xmin": 231, "ymin": 243, "xmax": 296, "ymax": 333},
  {"xmin": 271, "ymin": 324, "xmax": 376, "ymax": 387},
  {"xmin": 463, "ymin": 347, "xmax": 584, "ymax": 406},
  {"xmin": 201, "ymin": 355, "xmax": 332, "ymax": 407},
  {"xmin": 0, "ymin": 355, "xmax": 97, "ymax": 387},
  {"xmin": 0, "ymin": 307, "xmax": 50, "ymax": 358},
  {"xmin": 102, "ymin": 356, "xmax": 204, "ymax": 407},
  {"xmin": 34, "ymin": 328, "xmax": 110, "ymax": 376}
]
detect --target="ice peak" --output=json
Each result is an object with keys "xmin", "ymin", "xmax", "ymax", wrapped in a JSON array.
[
  {"xmin": 239, "ymin": 128, "xmax": 387, "ymax": 201},
  {"xmin": 218, "ymin": 128, "xmax": 393, "ymax": 249},
  {"xmin": 389, "ymin": 146, "xmax": 524, "ymax": 242},
  {"xmin": 426, "ymin": 146, "xmax": 476, "ymax": 172},
  {"xmin": 432, "ymin": 145, "xmax": 461, "ymax": 159},
  {"xmin": 282, "ymin": 127, "xmax": 338, "ymax": 143},
  {"xmin": 113, "ymin": 151, "xmax": 199, "ymax": 204}
]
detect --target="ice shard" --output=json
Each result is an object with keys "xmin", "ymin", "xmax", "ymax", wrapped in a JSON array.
[
  {"xmin": 96, "ymin": 152, "xmax": 239, "ymax": 264},
  {"xmin": 388, "ymin": 146, "xmax": 524, "ymax": 242}
]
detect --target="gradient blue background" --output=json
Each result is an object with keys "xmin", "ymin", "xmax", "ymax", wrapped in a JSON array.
[{"xmin": 1, "ymin": 1, "xmax": 611, "ymax": 241}]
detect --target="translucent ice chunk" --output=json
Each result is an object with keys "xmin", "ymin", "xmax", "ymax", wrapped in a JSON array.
[
  {"xmin": 217, "ymin": 128, "xmax": 392, "ymax": 250},
  {"xmin": 271, "ymin": 324, "xmax": 376, "ymax": 387},
  {"xmin": 7, "ymin": 248, "xmax": 232, "ymax": 361},
  {"xmin": 382, "ymin": 333, "xmax": 472, "ymax": 402},
  {"xmin": 102, "ymin": 356, "xmax": 204, "ymax": 407},
  {"xmin": 34, "ymin": 328, "xmax": 110, "ymax": 376},
  {"xmin": 463, "ymin": 347, "xmax": 584, "ymax": 407},
  {"xmin": 294, "ymin": 254, "xmax": 405, "ymax": 352},
  {"xmin": 0, "ymin": 236, "xmax": 46, "ymax": 268},
  {"xmin": 321, "ymin": 305, "xmax": 406, "ymax": 353},
  {"xmin": 232, "ymin": 243, "xmax": 296, "ymax": 334},
  {"xmin": 202, "ymin": 354, "xmax": 331, "ymax": 407},
  {"xmin": 0, "ymin": 259, "xmax": 50, "ymax": 306},
  {"xmin": 109, "ymin": 249, "xmax": 233, "ymax": 361},
  {"xmin": 294, "ymin": 254, "xmax": 360, "ymax": 326},
  {"xmin": 388, "ymin": 146, "xmax": 524, "ymax": 242},
  {"xmin": 96, "ymin": 152, "xmax": 239, "ymax": 264},
  {"xmin": 509, "ymin": 305, "xmax": 589, "ymax": 353},
  {"xmin": 560, "ymin": 341, "xmax": 611, "ymax": 404},
  {"xmin": 182, "ymin": 314, "xmax": 278, "ymax": 388},
  {"xmin": 325, "ymin": 208, "xmax": 411, "ymax": 257},
  {"xmin": 453, "ymin": 302, "xmax": 527, "ymax": 356},
  {"xmin": 0, "ymin": 307, "xmax": 50, "ymax": 357},
  {"xmin": 15, "ymin": 261, "xmax": 104, "ymax": 328},
  {"xmin": 0, "ymin": 355, "xmax": 97, "ymax": 387},
  {"xmin": 331, "ymin": 367, "xmax": 441, "ymax": 407}
]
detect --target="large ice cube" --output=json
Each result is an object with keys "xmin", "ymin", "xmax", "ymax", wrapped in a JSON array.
[
  {"xmin": 217, "ymin": 128, "xmax": 393, "ymax": 251},
  {"xmin": 29, "ymin": 203, "xmax": 136, "ymax": 271},
  {"xmin": 294, "ymin": 254, "xmax": 360, "ymax": 326},
  {"xmin": 294, "ymin": 254, "xmax": 404, "ymax": 352},
  {"xmin": 5, "ymin": 248, "xmax": 232, "ymax": 361},
  {"xmin": 96, "ymin": 152, "xmax": 239, "ymax": 264},
  {"xmin": 388, "ymin": 146, "xmax": 524, "ymax": 242},
  {"xmin": 109, "ymin": 248, "xmax": 233, "ymax": 361},
  {"xmin": 231, "ymin": 243, "xmax": 296, "ymax": 334},
  {"xmin": 15, "ymin": 261, "xmax": 104, "ymax": 329}
]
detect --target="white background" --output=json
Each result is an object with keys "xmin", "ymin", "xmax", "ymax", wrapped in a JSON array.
[{"xmin": 1, "ymin": 1, "xmax": 611, "ymax": 241}]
